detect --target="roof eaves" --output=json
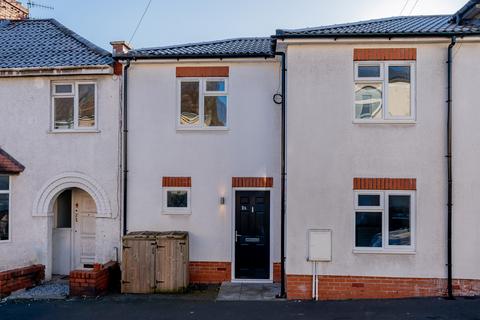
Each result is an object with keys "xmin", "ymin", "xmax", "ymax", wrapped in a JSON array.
[
  {"xmin": 273, "ymin": 30, "xmax": 480, "ymax": 39},
  {"xmin": 116, "ymin": 52, "xmax": 276, "ymax": 60},
  {"xmin": 0, "ymin": 148, "xmax": 25, "ymax": 175}
]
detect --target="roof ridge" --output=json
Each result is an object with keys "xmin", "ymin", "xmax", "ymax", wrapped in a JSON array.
[
  {"xmin": 277, "ymin": 14, "xmax": 451, "ymax": 34},
  {"xmin": 133, "ymin": 37, "xmax": 272, "ymax": 52},
  {"xmin": 47, "ymin": 19, "xmax": 112, "ymax": 61}
]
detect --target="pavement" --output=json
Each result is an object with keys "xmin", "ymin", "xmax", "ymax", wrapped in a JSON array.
[
  {"xmin": 2, "ymin": 293, "xmax": 480, "ymax": 320},
  {"xmin": 217, "ymin": 282, "xmax": 281, "ymax": 301}
]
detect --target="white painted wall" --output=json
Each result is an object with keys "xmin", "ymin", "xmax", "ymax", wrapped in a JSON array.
[
  {"xmin": 285, "ymin": 41, "xmax": 460, "ymax": 278},
  {"xmin": 451, "ymin": 42, "xmax": 480, "ymax": 280},
  {"xmin": 127, "ymin": 60, "xmax": 281, "ymax": 270},
  {"xmin": 0, "ymin": 74, "xmax": 121, "ymax": 278}
]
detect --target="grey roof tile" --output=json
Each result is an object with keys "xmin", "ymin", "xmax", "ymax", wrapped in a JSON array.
[
  {"xmin": 127, "ymin": 37, "xmax": 275, "ymax": 59},
  {"xmin": 0, "ymin": 19, "xmax": 113, "ymax": 69},
  {"xmin": 276, "ymin": 15, "xmax": 480, "ymax": 38}
]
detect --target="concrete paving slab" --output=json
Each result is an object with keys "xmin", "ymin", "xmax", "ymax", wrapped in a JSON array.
[{"xmin": 217, "ymin": 282, "xmax": 282, "ymax": 301}]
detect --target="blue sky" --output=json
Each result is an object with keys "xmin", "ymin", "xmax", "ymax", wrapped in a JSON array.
[{"xmin": 26, "ymin": 0, "xmax": 467, "ymax": 50}]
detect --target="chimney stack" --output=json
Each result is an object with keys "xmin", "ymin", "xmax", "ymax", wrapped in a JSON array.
[
  {"xmin": 110, "ymin": 41, "xmax": 132, "ymax": 56},
  {"xmin": 0, "ymin": 0, "xmax": 29, "ymax": 20}
]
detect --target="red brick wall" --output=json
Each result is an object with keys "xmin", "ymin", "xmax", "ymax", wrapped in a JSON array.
[
  {"xmin": 287, "ymin": 275, "xmax": 313, "ymax": 300},
  {"xmin": 189, "ymin": 261, "xmax": 231, "ymax": 284},
  {"xmin": 287, "ymin": 274, "xmax": 480, "ymax": 300},
  {"xmin": 176, "ymin": 67, "xmax": 229, "ymax": 77},
  {"xmin": 353, "ymin": 178, "xmax": 416, "ymax": 190},
  {"xmin": 0, "ymin": 265, "xmax": 45, "ymax": 298},
  {"xmin": 354, "ymin": 48, "xmax": 416, "ymax": 61},
  {"xmin": 273, "ymin": 262, "xmax": 281, "ymax": 283},
  {"xmin": 0, "ymin": 0, "xmax": 29, "ymax": 20},
  {"xmin": 70, "ymin": 261, "xmax": 119, "ymax": 297},
  {"xmin": 162, "ymin": 177, "xmax": 192, "ymax": 187},
  {"xmin": 232, "ymin": 177, "xmax": 273, "ymax": 188}
]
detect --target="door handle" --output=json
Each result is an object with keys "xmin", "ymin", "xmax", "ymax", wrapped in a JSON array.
[{"xmin": 235, "ymin": 230, "xmax": 243, "ymax": 242}]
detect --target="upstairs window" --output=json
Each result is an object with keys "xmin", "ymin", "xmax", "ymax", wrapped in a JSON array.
[
  {"xmin": 178, "ymin": 78, "xmax": 228, "ymax": 129},
  {"xmin": 354, "ymin": 62, "xmax": 415, "ymax": 122},
  {"xmin": 0, "ymin": 175, "xmax": 10, "ymax": 241},
  {"xmin": 52, "ymin": 82, "xmax": 97, "ymax": 131}
]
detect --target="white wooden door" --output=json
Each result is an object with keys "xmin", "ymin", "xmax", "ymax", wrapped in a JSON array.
[
  {"xmin": 52, "ymin": 190, "xmax": 73, "ymax": 275},
  {"xmin": 73, "ymin": 189, "xmax": 96, "ymax": 269}
]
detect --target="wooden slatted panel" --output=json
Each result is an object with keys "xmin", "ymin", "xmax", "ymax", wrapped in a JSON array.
[
  {"xmin": 121, "ymin": 238, "xmax": 155, "ymax": 293},
  {"xmin": 155, "ymin": 235, "xmax": 189, "ymax": 292}
]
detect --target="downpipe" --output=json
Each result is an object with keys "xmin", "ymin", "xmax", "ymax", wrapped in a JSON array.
[
  {"xmin": 275, "ymin": 51, "xmax": 287, "ymax": 299},
  {"xmin": 446, "ymin": 35, "xmax": 456, "ymax": 300},
  {"xmin": 122, "ymin": 60, "xmax": 131, "ymax": 236}
]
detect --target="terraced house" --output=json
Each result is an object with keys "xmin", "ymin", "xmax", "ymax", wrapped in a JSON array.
[
  {"xmin": 0, "ymin": 18, "xmax": 122, "ymax": 297},
  {"xmin": 2, "ymin": 0, "xmax": 480, "ymax": 301}
]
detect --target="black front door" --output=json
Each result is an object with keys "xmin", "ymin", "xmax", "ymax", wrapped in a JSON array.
[{"xmin": 235, "ymin": 191, "xmax": 270, "ymax": 279}]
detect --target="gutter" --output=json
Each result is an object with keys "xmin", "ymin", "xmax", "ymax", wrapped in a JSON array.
[
  {"xmin": 446, "ymin": 35, "xmax": 456, "ymax": 300},
  {"xmin": 122, "ymin": 60, "xmax": 131, "ymax": 236},
  {"xmin": 116, "ymin": 54, "xmax": 276, "ymax": 61},
  {"xmin": 273, "ymin": 32, "xmax": 480, "ymax": 40},
  {"xmin": 275, "ymin": 51, "xmax": 287, "ymax": 299}
]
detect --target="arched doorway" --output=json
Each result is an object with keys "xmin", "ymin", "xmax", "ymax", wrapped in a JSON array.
[{"xmin": 52, "ymin": 188, "xmax": 97, "ymax": 275}]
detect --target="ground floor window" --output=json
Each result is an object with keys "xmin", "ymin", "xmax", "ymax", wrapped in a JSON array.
[
  {"xmin": 0, "ymin": 175, "xmax": 10, "ymax": 241},
  {"xmin": 354, "ymin": 190, "xmax": 415, "ymax": 252},
  {"xmin": 162, "ymin": 187, "xmax": 191, "ymax": 214}
]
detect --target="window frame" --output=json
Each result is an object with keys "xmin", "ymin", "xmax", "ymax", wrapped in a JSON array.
[
  {"xmin": 51, "ymin": 81, "xmax": 98, "ymax": 132},
  {"xmin": 353, "ymin": 190, "xmax": 415, "ymax": 253},
  {"xmin": 162, "ymin": 187, "xmax": 192, "ymax": 214},
  {"xmin": 177, "ymin": 77, "xmax": 229, "ymax": 130},
  {"xmin": 0, "ymin": 175, "xmax": 11, "ymax": 243},
  {"xmin": 354, "ymin": 61, "xmax": 416, "ymax": 123}
]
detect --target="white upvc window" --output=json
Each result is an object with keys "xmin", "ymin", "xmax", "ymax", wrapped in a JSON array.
[
  {"xmin": 0, "ymin": 175, "xmax": 10, "ymax": 242},
  {"xmin": 162, "ymin": 187, "xmax": 191, "ymax": 214},
  {"xmin": 51, "ymin": 81, "xmax": 97, "ymax": 131},
  {"xmin": 354, "ymin": 190, "xmax": 415, "ymax": 253},
  {"xmin": 354, "ymin": 61, "xmax": 415, "ymax": 123},
  {"xmin": 177, "ymin": 78, "xmax": 228, "ymax": 129}
]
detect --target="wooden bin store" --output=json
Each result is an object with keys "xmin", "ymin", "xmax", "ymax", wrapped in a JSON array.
[{"xmin": 121, "ymin": 231, "xmax": 189, "ymax": 293}]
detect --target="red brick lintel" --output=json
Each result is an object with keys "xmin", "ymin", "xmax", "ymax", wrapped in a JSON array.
[
  {"xmin": 162, "ymin": 177, "xmax": 192, "ymax": 187},
  {"xmin": 354, "ymin": 48, "xmax": 417, "ymax": 61},
  {"xmin": 232, "ymin": 177, "xmax": 273, "ymax": 188},
  {"xmin": 353, "ymin": 178, "xmax": 416, "ymax": 190}
]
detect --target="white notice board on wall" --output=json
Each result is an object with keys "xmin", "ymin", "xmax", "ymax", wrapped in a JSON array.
[{"xmin": 308, "ymin": 229, "xmax": 332, "ymax": 261}]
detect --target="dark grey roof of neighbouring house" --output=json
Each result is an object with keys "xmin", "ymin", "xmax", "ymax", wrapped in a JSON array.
[
  {"xmin": 275, "ymin": 15, "xmax": 480, "ymax": 38},
  {"xmin": 0, "ymin": 19, "xmax": 113, "ymax": 69},
  {"xmin": 125, "ymin": 37, "xmax": 276, "ymax": 59}
]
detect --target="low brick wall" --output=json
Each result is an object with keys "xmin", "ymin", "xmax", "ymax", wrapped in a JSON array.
[
  {"xmin": 0, "ymin": 265, "xmax": 45, "ymax": 298},
  {"xmin": 287, "ymin": 274, "xmax": 480, "ymax": 300},
  {"xmin": 189, "ymin": 261, "xmax": 281, "ymax": 284},
  {"xmin": 189, "ymin": 261, "xmax": 231, "ymax": 284},
  {"xmin": 69, "ymin": 261, "xmax": 120, "ymax": 297}
]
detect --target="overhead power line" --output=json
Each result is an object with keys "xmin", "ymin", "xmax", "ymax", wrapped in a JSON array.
[
  {"xmin": 399, "ymin": 0, "xmax": 410, "ymax": 15},
  {"xmin": 408, "ymin": 0, "xmax": 421, "ymax": 15},
  {"xmin": 129, "ymin": 0, "xmax": 153, "ymax": 44}
]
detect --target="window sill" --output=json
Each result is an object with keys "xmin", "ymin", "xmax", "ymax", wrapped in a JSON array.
[
  {"xmin": 162, "ymin": 210, "xmax": 192, "ymax": 215},
  {"xmin": 0, "ymin": 239, "xmax": 12, "ymax": 244},
  {"xmin": 353, "ymin": 249, "xmax": 416, "ymax": 255},
  {"xmin": 48, "ymin": 129, "xmax": 101, "ymax": 134},
  {"xmin": 353, "ymin": 120, "xmax": 416, "ymax": 125},
  {"xmin": 176, "ymin": 126, "xmax": 229, "ymax": 132}
]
